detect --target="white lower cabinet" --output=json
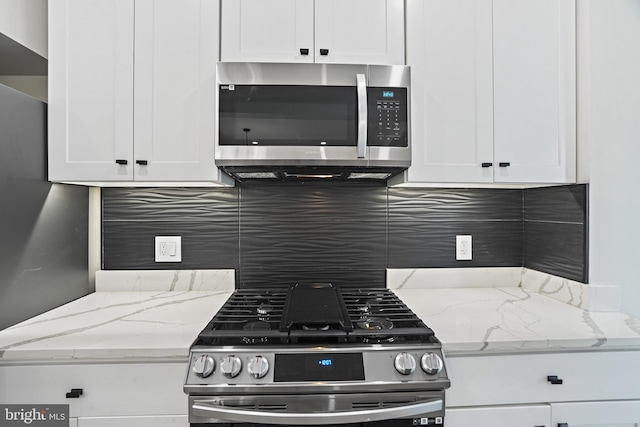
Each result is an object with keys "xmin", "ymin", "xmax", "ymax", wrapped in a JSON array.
[
  {"xmin": 445, "ymin": 351, "xmax": 640, "ymax": 427},
  {"xmin": 446, "ymin": 405, "xmax": 550, "ymax": 427},
  {"xmin": 551, "ymin": 401, "xmax": 640, "ymax": 427},
  {"xmin": 0, "ymin": 363, "xmax": 188, "ymax": 421}
]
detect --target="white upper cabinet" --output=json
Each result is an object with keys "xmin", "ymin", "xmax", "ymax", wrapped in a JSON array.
[
  {"xmin": 405, "ymin": 0, "xmax": 494, "ymax": 183},
  {"xmin": 493, "ymin": 0, "xmax": 576, "ymax": 183},
  {"xmin": 403, "ymin": 0, "xmax": 576, "ymax": 185},
  {"xmin": 313, "ymin": 0, "xmax": 405, "ymax": 65},
  {"xmin": 48, "ymin": 0, "xmax": 135, "ymax": 182},
  {"xmin": 49, "ymin": 0, "xmax": 231, "ymax": 184},
  {"xmin": 221, "ymin": 0, "xmax": 314, "ymax": 63},
  {"xmin": 133, "ymin": 0, "xmax": 221, "ymax": 182},
  {"xmin": 221, "ymin": 0, "xmax": 405, "ymax": 65}
]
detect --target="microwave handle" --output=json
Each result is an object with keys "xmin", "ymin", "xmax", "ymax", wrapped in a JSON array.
[{"xmin": 356, "ymin": 73, "xmax": 367, "ymax": 159}]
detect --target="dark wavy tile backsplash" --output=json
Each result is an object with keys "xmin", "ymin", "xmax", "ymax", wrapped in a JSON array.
[{"xmin": 102, "ymin": 183, "xmax": 588, "ymax": 286}]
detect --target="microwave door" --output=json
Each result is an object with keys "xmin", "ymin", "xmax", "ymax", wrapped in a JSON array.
[{"xmin": 219, "ymin": 85, "xmax": 357, "ymax": 146}]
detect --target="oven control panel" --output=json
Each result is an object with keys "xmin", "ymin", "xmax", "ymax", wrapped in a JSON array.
[{"xmin": 185, "ymin": 346, "xmax": 448, "ymax": 389}]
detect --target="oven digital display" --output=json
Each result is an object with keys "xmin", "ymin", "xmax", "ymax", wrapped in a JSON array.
[{"xmin": 274, "ymin": 353, "xmax": 365, "ymax": 382}]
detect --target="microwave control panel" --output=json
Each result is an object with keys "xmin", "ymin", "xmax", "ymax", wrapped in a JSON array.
[{"xmin": 367, "ymin": 87, "xmax": 408, "ymax": 147}]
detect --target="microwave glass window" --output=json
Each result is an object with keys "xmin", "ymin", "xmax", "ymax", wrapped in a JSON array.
[{"xmin": 219, "ymin": 85, "xmax": 357, "ymax": 146}]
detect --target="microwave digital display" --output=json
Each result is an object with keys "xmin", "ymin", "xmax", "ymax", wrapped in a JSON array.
[{"xmin": 382, "ymin": 91, "xmax": 394, "ymax": 98}]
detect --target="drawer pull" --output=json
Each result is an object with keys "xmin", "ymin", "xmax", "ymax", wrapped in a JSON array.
[
  {"xmin": 498, "ymin": 162, "xmax": 511, "ymax": 167},
  {"xmin": 320, "ymin": 49, "xmax": 329, "ymax": 56},
  {"xmin": 115, "ymin": 159, "xmax": 128, "ymax": 165},
  {"xmin": 547, "ymin": 375, "xmax": 563, "ymax": 385},
  {"xmin": 481, "ymin": 162, "xmax": 493, "ymax": 168},
  {"xmin": 558, "ymin": 424, "xmax": 569, "ymax": 427},
  {"xmin": 66, "ymin": 388, "xmax": 83, "ymax": 398},
  {"xmin": 300, "ymin": 48, "xmax": 309, "ymax": 55},
  {"xmin": 136, "ymin": 160, "xmax": 148, "ymax": 165}
]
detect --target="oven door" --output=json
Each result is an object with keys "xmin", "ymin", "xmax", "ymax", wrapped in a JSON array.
[{"xmin": 189, "ymin": 391, "xmax": 444, "ymax": 426}]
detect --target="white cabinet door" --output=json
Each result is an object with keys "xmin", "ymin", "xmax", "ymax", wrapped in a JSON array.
[
  {"xmin": 551, "ymin": 401, "xmax": 640, "ymax": 427},
  {"xmin": 0, "ymin": 363, "xmax": 187, "ymax": 417},
  {"xmin": 134, "ymin": 0, "xmax": 221, "ymax": 182},
  {"xmin": 493, "ymin": 0, "xmax": 576, "ymax": 183},
  {"xmin": 447, "ymin": 405, "xmax": 550, "ymax": 427},
  {"xmin": 405, "ymin": 0, "xmax": 493, "ymax": 183},
  {"xmin": 48, "ymin": 0, "xmax": 134, "ymax": 182},
  {"xmin": 221, "ymin": 0, "xmax": 404, "ymax": 65},
  {"xmin": 314, "ymin": 0, "xmax": 404, "ymax": 65},
  {"xmin": 446, "ymin": 352, "xmax": 640, "ymax": 408},
  {"xmin": 220, "ymin": 0, "xmax": 314, "ymax": 63}
]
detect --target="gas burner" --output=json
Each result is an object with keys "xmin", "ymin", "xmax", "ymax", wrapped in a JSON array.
[
  {"xmin": 356, "ymin": 317, "xmax": 394, "ymax": 331},
  {"xmin": 257, "ymin": 303, "xmax": 274, "ymax": 321},
  {"xmin": 356, "ymin": 317, "xmax": 395, "ymax": 343},
  {"xmin": 357, "ymin": 304, "xmax": 371, "ymax": 316}
]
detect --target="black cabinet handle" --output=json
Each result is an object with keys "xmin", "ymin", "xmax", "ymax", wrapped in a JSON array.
[
  {"xmin": 65, "ymin": 388, "xmax": 83, "ymax": 398},
  {"xmin": 558, "ymin": 424, "xmax": 569, "ymax": 427},
  {"xmin": 320, "ymin": 49, "xmax": 329, "ymax": 56},
  {"xmin": 115, "ymin": 159, "xmax": 128, "ymax": 165},
  {"xmin": 534, "ymin": 425, "xmax": 546, "ymax": 427},
  {"xmin": 136, "ymin": 160, "xmax": 148, "ymax": 165},
  {"xmin": 481, "ymin": 162, "xmax": 493, "ymax": 168},
  {"xmin": 547, "ymin": 375, "xmax": 563, "ymax": 385},
  {"xmin": 498, "ymin": 162, "xmax": 511, "ymax": 167},
  {"xmin": 300, "ymin": 48, "xmax": 309, "ymax": 55}
]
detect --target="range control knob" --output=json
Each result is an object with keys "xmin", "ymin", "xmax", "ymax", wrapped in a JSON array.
[
  {"xmin": 394, "ymin": 352, "xmax": 416, "ymax": 375},
  {"xmin": 220, "ymin": 355, "xmax": 242, "ymax": 378},
  {"xmin": 247, "ymin": 356, "xmax": 270, "ymax": 379},
  {"xmin": 193, "ymin": 355, "xmax": 215, "ymax": 378},
  {"xmin": 421, "ymin": 352, "xmax": 444, "ymax": 375}
]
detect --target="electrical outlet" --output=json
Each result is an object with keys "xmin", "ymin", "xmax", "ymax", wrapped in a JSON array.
[
  {"xmin": 155, "ymin": 236, "xmax": 182, "ymax": 262},
  {"xmin": 456, "ymin": 235, "xmax": 472, "ymax": 261}
]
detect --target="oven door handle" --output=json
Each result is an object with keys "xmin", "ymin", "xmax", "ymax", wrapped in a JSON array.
[
  {"xmin": 356, "ymin": 73, "xmax": 368, "ymax": 159},
  {"xmin": 192, "ymin": 397, "xmax": 443, "ymax": 425}
]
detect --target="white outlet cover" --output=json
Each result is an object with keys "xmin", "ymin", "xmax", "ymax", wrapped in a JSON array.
[
  {"xmin": 456, "ymin": 235, "xmax": 472, "ymax": 261},
  {"xmin": 155, "ymin": 236, "xmax": 182, "ymax": 262}
]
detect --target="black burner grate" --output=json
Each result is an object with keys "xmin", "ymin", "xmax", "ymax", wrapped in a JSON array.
[{"xmin": 194, "ymin": 285, "xmax": 435, "ymax": 346}]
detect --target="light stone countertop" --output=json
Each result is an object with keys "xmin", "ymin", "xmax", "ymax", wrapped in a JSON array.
[
  {"xmin": 395, "ymin": 287, "xmax": 640, "ymax": 355},
  {"xmin": 1, "ymin": 269, "xmax": 640, "ymax": 364}
]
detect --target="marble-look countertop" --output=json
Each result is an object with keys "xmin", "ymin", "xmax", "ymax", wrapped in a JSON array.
[
  {"xmin": 0, "ymin": 291, "xmax": 230, "ymax": 364},
  {"xmin": 1, "ymin": 285, "xmax": 639, "ymax": 365},
  {"xmin": 395, "ymin": 287, "xmax": 640, "ymax": 355}
]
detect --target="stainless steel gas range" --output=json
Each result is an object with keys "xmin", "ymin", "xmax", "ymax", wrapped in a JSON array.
[{"xmin": 184, "ymin": 283, "xmax": 450, "ymax": 426}]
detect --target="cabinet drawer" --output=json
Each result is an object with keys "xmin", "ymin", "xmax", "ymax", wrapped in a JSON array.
[
  {"xmin": 446, "ymin": 351, "xmax": 640, "ymax": 407},
  {"xmin": 447, "ymin": 405, "xmax": 550, "ymax": 427},
  {"xmin": 0, "ymin": 363, "xmax": 187, "ymax": 417}
]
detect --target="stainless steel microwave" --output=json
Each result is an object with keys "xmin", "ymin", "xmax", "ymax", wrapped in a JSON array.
[{"xmin": 215, "ymin": 62, "xmax": 411, "ymax": 182}]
